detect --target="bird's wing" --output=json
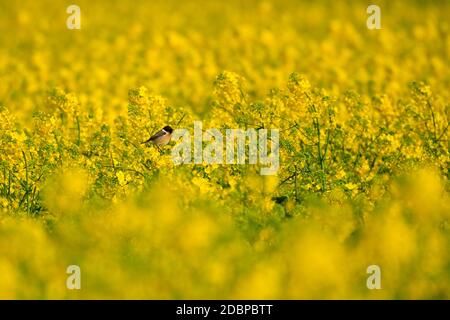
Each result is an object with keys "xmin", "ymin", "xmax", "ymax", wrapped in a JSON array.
[{"xmin": 142, "ymin": 130, "xmax": 166, "ymax": 143}]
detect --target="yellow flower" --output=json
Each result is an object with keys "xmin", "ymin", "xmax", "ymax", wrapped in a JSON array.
[
  {"xmin": 116, "ymin": 171, "xmax": 126, "ymax": 187},
  {"xmin": 192, "ymin": 176, "xmax": 213, "ymax": 194},
  {"xmin": 344, "ymin": 182, "xmax": 358, "ymax": 191},
  {"xmin": 336, "ymin": 169, "xmax": 346, "ymax": 180}
]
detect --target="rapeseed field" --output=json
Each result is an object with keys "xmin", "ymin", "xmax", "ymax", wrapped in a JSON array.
[{"xmin": 0, "ymin": 0, "xmax": 449, "ymax": 299}]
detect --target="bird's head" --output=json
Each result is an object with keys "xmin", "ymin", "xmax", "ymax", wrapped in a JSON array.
[{"xmin": 163, "ymin": 125, "xmax": 174, "ymax": 134}]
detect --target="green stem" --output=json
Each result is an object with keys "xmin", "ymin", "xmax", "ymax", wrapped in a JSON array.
[
  {"xmin": 76, "ymin": 116, "xmax": 81, "ymax": 146},
  {"xmin": 314, "ymin": 118, "xmax": 326, "ymax": 192},
  {"xmin": 22, "ymin": 151, "xmax": 30, "ymax": 214},
  {"xmin": 426, "ymin": 100, "xmax": 437, "ymax": 142},
  {"xmin": 314, "ymin": 118, "xmax": 322, "ymax": 166}
]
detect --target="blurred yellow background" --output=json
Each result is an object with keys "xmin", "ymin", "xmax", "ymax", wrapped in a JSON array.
[{"xmin": 0, "ymin": 0, "xmax": 449, "ymax": 299}]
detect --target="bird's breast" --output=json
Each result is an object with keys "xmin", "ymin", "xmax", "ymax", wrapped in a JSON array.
[{"xmin": 153, "ymin": 134, "xmax": 171, "ymax": 146}]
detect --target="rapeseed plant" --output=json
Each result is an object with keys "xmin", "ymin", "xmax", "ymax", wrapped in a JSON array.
[{"xmin": 0, "ymin": 0, "xmax": 449, "ymax": 299}]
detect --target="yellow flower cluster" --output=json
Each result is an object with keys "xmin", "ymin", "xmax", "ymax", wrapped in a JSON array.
[{"xmin": 0, "ymin": 0, "xmax": 449, "ymax": 299}]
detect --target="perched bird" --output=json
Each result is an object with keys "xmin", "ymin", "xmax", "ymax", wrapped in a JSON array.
[{"xmin": 142, "ymin": 125, "xmax": 174, "ymax": 147}]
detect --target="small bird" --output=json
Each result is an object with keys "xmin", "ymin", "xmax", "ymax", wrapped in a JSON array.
[{"xmin": 142, "ymin": 125, "xmax": 174, "ymax": 147}]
